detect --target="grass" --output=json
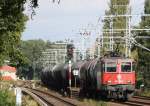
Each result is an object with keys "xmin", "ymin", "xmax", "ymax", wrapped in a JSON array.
[
  {"xmin": 80, "ymin": 98, "xmax": 107, "ymax": 106},
  {"xmin": 0, "ymin": 80, "xmax": 15, "ymax": 88},
  {"xmin": 22, "ymin": 95, "xmax": 39, "ymax": 106},
  {"xmin": 0, "ymin": 89, "xmax": 16, "ymax": 106},
  {"xmin": 135, "ymin": 87, "xmax": 150, "ymax": 97},
  {"xmin": 140, "ymin": 89, "xmax": 150, "ymax": 97},
  {"xmin": 0, "ymin": 81, "xmax": 16, "ymax": 105},
  {"xmin": 0, "ymin": 80, "xmax": 39, "ymax": 106}
]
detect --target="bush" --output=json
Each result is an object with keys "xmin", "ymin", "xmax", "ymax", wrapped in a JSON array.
[
  {"xmin": 140, "ymin": 89, "xmax": 150, "ymax": 97},
  {"xmin": 0, "ymin": 90, "xmax": 16, "ymax": 106},
  {"xmin": 136, "ymin": 79, "xmax": 143, "ymax": 89}
]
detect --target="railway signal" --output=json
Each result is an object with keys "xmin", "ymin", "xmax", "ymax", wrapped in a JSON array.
[
  {"xmin": 67, "ymin": 44, "xmax": 74, "ymax": 60},
  {"xmin": 73, "ymin": 69, "xmax": 79, "ymax": 88}
]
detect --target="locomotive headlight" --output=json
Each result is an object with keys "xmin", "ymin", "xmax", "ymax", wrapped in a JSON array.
[
  {"xmin": 127, "ymin": 80, "xmax": 131, "ymax": 83},
  {"xmin": 107, "ymin": 80, "xmax": 111, "ymax": 84}
]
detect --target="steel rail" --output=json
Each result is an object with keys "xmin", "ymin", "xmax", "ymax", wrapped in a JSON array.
[{"xmin": 25, "ymin": 88, "xmax": 77, "ymax": 106}]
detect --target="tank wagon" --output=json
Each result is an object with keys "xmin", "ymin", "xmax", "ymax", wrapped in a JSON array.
[
  {"xmin": 41, "ymin": 61, "xmax": 84, "ymax": 95},
  {"xmin": 41, "ymin": 56, "xmax": 135, "ymax": 100}
]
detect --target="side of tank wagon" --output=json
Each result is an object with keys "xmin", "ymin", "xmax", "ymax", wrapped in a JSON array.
[{"xmin": 41, "ymin": 61, "xmax": 84, "ymax": 94}]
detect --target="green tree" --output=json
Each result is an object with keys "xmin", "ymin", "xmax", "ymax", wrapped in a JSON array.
[
  {"xmin": 18, "ymin": 39, "xmax": 46, "ymax": 79},
  {"xmin": 0, "ymin": 0, "xmax": 60, "ymax": 66},
  {"xmin": 0, "ymin": 72, "xmax": 2, "ymax": 81},
  {"xmin": 103, "ymin": 0, "xmax": 129, "ymax": 56},
  {"xmin": 0, "ymin": 0, "xmax": 29, "ymax": 66},
  {"xmin": 137, "ymin": 0, "xmax": 150, "ymax": 88},
  {"xmin": 0, "ymin": 0, "xmax": 60, "ymax": 79}
]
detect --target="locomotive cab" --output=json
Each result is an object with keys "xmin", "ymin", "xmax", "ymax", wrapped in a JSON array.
[{"xmin": 101, "ymin": 58, "xmax": 135, "ymax": 100}]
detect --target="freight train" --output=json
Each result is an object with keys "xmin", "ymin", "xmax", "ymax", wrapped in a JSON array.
[{"xmin": 41, "ymin": 55, "xmax": 135, "ymax": 100}]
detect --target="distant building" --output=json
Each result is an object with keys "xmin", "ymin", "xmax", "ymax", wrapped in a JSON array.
[
  {"xmin": 86, "ymin": 43, "xmax": 96, "ymax": 59},
  {"xmin": 73, "ymin": 49, "xmax": 82, "ymax": 62},
  {"xmin": 0, "ymin": 65, "xmax": 17, "ymax": 80},
  {"xmin": 41, "ymin": 42, "xmax": 84, "ymax": 69},
  {"xmin": 41, "ymin": 42, "xmax": 67, "ymax": 69},
  {"xmin": 85, "ymin": 38, "xmax": 102, "ymax": 59},
  {"xmin": 94, "ymin": 38, "xmax": 101, "ymax": 58}
]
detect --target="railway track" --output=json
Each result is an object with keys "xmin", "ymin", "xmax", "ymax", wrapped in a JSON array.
[
  {"xmin": 19, "ymin": 80, "xmax": 150, "ymax": 106},
  {"xmin": 22, "ymin": 88, "xmax": 79, "ymax": 106},
  {"xmin": 109, "ymin": 96, "xmax": 150, "ymax": 106}
]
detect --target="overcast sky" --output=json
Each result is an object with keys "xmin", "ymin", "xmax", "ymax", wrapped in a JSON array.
[{"xmin": 22, "ymin": 0, "xmax": 145, "ymax": 43}]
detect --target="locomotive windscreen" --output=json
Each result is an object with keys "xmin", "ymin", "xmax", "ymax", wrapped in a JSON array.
[
  {"xmin": 105, "ymin": 62, "xmax": 117, "ymax": 72},
  {"xmin": 121, "ymin": 62, "xmax": 131, "ymax": 72}
]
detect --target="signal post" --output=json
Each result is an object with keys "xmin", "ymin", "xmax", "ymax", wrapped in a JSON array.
[{"xmin": 68, "ymin": 60, "xmax": 72, "ymax": 97}]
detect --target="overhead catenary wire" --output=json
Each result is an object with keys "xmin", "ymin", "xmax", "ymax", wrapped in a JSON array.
[{"xmin": 131, "ymin": 38, "xmax": 150, "ymax": 52}]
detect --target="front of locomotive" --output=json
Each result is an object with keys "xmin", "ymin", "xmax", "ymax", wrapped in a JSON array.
[{"xmin": 101, "ymin": 57, "xmax": 135, "ymax": 100}]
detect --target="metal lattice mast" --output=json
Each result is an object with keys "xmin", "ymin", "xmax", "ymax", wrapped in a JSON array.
[
  {"xmin": 79, "ymin": 28, "xmax": 91, "ymax": 60},
  {"xmin": 110, "ymin": 17, "xmax": 114, "ymax": 51},
  {"xmin": 99, "ymin": 0, "xmax": 150, "ymax": 57}
]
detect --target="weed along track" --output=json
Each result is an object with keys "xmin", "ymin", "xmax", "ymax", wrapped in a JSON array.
[{"xmin": 109, "ymin": 96, "xmax": 150, "ymax": 106}]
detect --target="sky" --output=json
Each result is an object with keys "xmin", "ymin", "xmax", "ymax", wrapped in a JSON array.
[{"xmin": 22, "ymin": 0, "xmax": 145, "ymax": 44}]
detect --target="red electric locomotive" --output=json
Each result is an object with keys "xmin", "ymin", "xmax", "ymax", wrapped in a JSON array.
[
  {"xmin": 101, "ymin": 57, "xmax": 135, "ymax": 100},
  {"xmin": 79, "ymin": 56, "xmax": 135, "ymax": 100}
]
